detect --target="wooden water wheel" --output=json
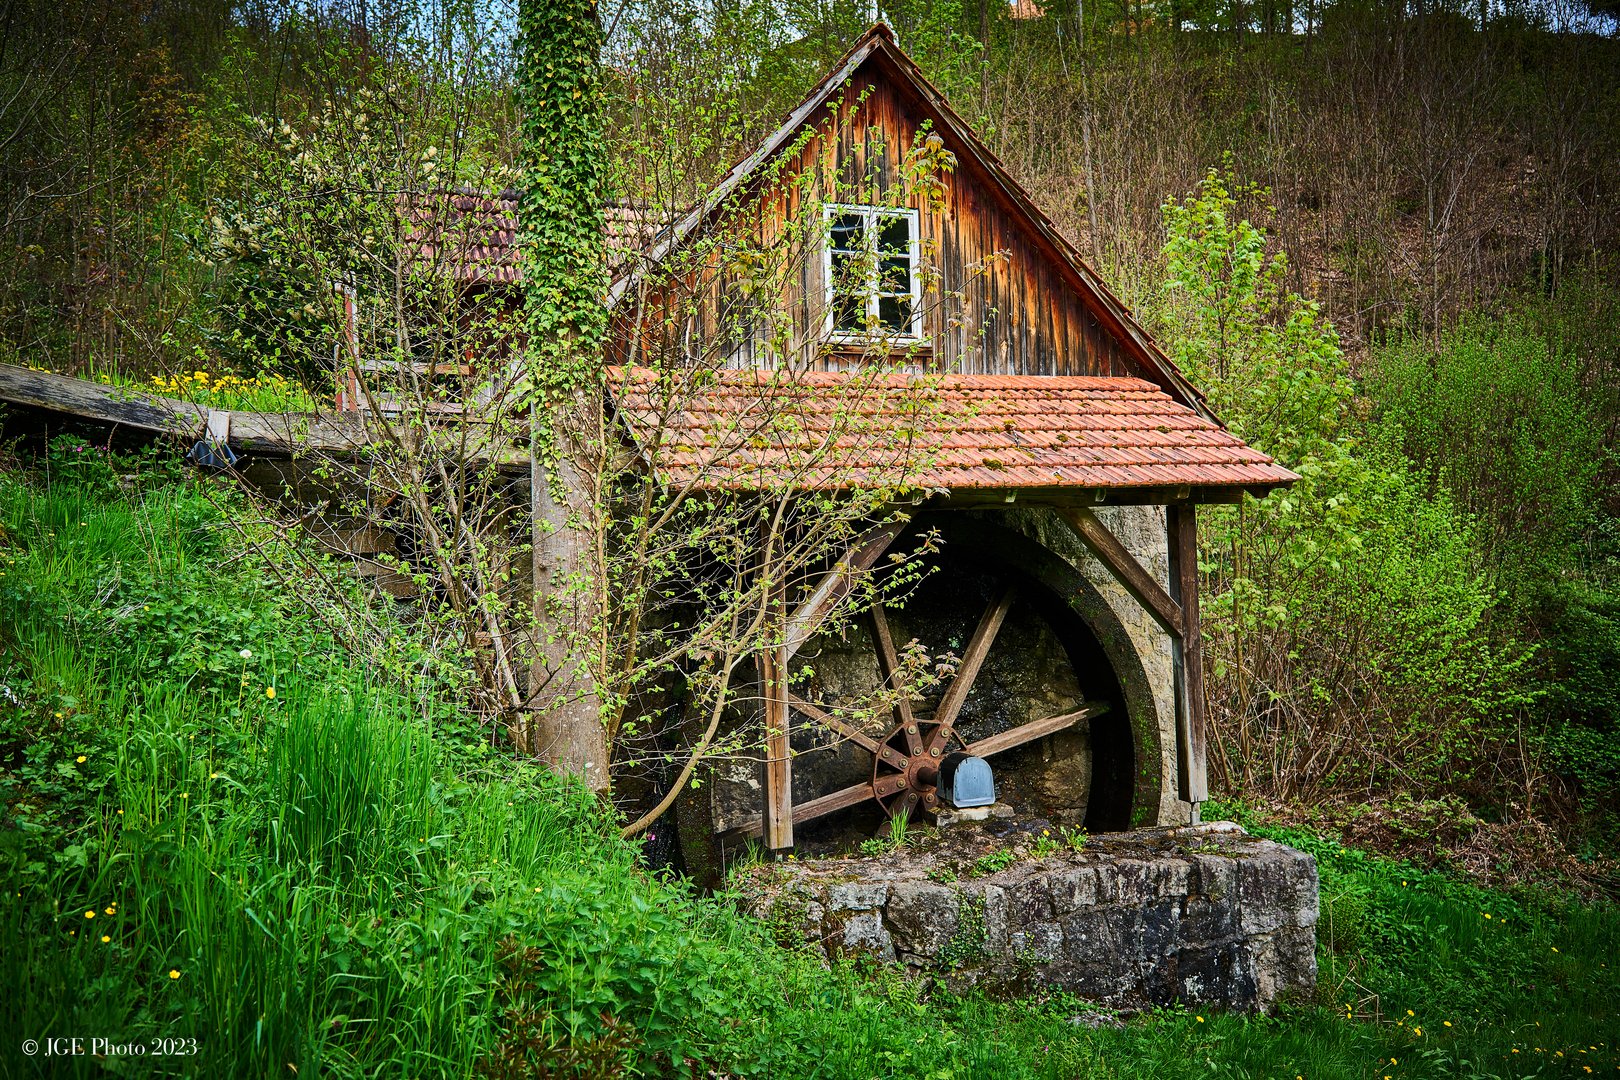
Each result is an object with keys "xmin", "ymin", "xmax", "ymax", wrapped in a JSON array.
[
  {"xmin": 779, "ymin": 585, "xmax": 1107, "ymax": 828},
  {"xmin": 722, "ymin": 540, "xmax": 1117, "ymax": 850}
]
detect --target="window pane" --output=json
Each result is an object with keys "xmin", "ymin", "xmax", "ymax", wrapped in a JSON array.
[
  {"xmin": 878, "ymin": 295, "xmax": 912, "ymax": 332},
  {"xmin": 830, "ymin": 213, "xmax": 863, "ymax": 251},
  {"xmin": 829, "ymin": 249, "xmax": 860, "ymax": 293},
  {"xmin": 834, "ymin": 290, "xmax": 865, "ymax": 332},
  {"xmin": 877, "ymin": 214, "xmax": 911, "ymax": 255},
  {"xmin": 880, "ymin": 256, "xmax": 911, "ymax": 294}
]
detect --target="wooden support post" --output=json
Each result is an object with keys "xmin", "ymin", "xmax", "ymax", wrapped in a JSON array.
[
  {"xmin": 1167, "ymin": 503, "xmax": 1208, "ymax": 807},
  {"xmin": 759, "ymin": 642, "xmax": 794, "ymax": 852}
]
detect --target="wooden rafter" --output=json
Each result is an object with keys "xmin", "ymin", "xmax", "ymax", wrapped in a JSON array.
[{"xmin": 1059, "ymin": 503, "xmax": 1208, "ymax": 808}]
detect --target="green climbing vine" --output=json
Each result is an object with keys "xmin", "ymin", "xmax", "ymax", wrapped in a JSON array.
[{"xmin": 517, "ymin": 0, "xmax": 609, "ymax": 466}]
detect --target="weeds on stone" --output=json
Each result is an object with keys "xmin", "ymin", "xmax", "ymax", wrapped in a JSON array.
[
  {"xmin": 972, "ymin": 848, "xmax": 1018, "ymax": 877},
  {"xmin": 859, "ymin": 811, "xmax": 915, "ymax": 856}
]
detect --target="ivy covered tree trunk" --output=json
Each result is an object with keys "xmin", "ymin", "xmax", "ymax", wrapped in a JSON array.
[{"xmin": 517, "ymin": 0, "xmax": 609, "ymax": 792}]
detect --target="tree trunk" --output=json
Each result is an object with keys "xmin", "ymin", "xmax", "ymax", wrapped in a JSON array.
[
  {"xmin": 530, "ymin": 400, "xmax": 608, "ymax": 792},
  {"xmin": 517, "ymin": 0, "xmax": 612, "ymax": 793}
]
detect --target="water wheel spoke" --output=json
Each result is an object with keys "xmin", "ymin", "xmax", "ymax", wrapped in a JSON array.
[
  {"xmin": 965, "ymin": 702, "xmax": 1109, "ymax": 758},
  {"xmin": 869, "ymin": 605, "xmax": 923, "ymax": 757},
  {"xmin": 793, "ymin": 778, "xmax": 891, "ymax": 827},
  {"xmin": 925, "ymin": 583, "xmax": 1018, "ymax": 756},
  {"xmin": 730, "ymin": 778, "xmax": 884, "ymax": 838},
  {"xmin": 788, "ymin": 694, "xmax": 909, "ymax": 771}
]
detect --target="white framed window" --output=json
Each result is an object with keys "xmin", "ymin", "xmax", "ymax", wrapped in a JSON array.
[{"xmin": 823, "ymin": 204, "xmax": 922, "ymax": 341}]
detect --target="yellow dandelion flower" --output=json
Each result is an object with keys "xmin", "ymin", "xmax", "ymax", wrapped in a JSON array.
[
  {"xmin": 1414, "ymin": 1027, "xmax": 1423, "ymax": 1036},
  {"xmin": 104, "ymin": 907, "xmax": 113, "ymax": 915},
  {"xmin": 85, "ymin": 910, "xmax": 95, "ymax": 919},
  {"xmin": 1444, "ymin": 1020, "xmax": 1452, "ymax": 1027},
  {"xmin": 76, "ymin": 755, "xmax": 86, "ymax": 763},
  {"xmin": 169, "ymin": 969, "xmax": 181, "ymax": 980},
  {"xmin": 1406, "ymin": 1010, "xmax": 1414, "ymax": 1017},
  {"xmin": 1195, "ymin": 1016, "xmax": 1204, "ymax": 1023},
  {"xmin": 265, "ymin": 686, "xmax": 275, "ymax": 699},
  {"xmin": 101, "ymin": 935, "xmax": 110, "ymax": 943}
]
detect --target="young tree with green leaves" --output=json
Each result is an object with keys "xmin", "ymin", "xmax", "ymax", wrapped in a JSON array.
[
  {"xmin": 1154, "ymin": 166, "xmax": 1535, "ymax": 799},
  {"xmin": 186, "ymin": 0, "xmax": 980, "ymax": 838}
]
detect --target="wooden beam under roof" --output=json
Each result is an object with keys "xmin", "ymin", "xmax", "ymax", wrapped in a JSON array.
[{"xmin": 1058, "ymin": 506, "xmax": 1184, "ymax": 639}]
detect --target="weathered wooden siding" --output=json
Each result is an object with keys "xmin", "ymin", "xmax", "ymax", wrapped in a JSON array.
[{"xmin": 613, "ymin": 56, "xmax": 1147, "ymax": 381}]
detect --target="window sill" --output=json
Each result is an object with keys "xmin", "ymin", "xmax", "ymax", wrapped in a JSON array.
[{"xmin": 821, "ymin": 337, "xmax": 934, "ymax": 357}]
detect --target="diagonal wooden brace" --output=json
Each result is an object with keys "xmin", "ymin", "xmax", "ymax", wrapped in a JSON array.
[
  {"xmin": 782, "ymin": 520, "xmax": 905, "ymax": 660},
  {"xmin": 1058, "ymin": 506, "xmax": 1183, "ymax": 638}
]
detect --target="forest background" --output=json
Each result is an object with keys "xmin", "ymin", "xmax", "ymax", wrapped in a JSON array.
[{"xmin": 4, "ymin": 0, "xmax": 1615, "ymax": 874}]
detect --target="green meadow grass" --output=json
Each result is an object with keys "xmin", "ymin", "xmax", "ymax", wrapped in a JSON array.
[{"xmin": 0, "ymin": 448, "xmax": 1615, "ymax": 1078}]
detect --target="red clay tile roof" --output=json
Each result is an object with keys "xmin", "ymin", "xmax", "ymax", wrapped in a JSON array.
[
  {"xmin": 608, "ymin": 367, "xmax": 1298, "ymax": 494},
  {"xmin": 404, "ymin": 191, "xmax": 655, "ymax": 284}
]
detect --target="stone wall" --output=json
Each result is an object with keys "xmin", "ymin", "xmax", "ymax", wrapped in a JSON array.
[{"xmin": 740, "ymin": 822, "xmax": 1319, "ymax": 1014}]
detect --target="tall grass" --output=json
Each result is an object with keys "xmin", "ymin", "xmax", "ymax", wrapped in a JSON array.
[
  {"xmin": 2, "ymin": 450, "xmax": 1616, "ymax": 1079},
  {"xmin": 0, "ymin": 458, "xmax": 655, "ymax": 1075}
]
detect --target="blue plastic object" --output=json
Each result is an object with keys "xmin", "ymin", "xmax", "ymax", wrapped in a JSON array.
[
  {"xmin": 187, "ymin": 440, "xmax": 239, "ymax": 469},
  {"xmin": 938, "ymin": 753, "xmax": 996, "ymax": 808}
]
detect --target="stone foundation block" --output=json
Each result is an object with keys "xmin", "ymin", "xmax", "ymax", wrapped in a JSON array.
[{"xmin": 741, "ymin": 823, "xmax": 1318, "ymax": 1013}]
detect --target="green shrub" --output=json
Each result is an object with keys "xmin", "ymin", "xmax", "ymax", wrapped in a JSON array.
[
  {"xmin": 1367, "ymin": 312, "xmax": 1611, "ymax": 595},
  {"xmin": 1534, "ymin": 583, "xmax": 1620, "ymax": 808}
]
